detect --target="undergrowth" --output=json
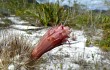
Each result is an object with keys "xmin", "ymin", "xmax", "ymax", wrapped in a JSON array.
[{"xmin": 0, "ymin": 0, "xmax": 110, "ymax": 51}]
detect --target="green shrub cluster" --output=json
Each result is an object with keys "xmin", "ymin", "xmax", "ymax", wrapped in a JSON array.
[
  {"xmin": 97, "ymin": 23, "xmax": 110, "ymax": 51},
  {"xmin": 94, "ymin": 13, "xmax": 110, "ymax": 51},
  {"xmin": 33, "ymin": 3, "xmax": 68, "ymax": 26}
]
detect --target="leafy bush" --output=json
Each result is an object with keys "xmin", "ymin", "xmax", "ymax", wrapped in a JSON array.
[
  {"xmin": 25, "ymin": 3, "xmax": 69, "ymax": 26},
  {"xmin": 97, "ymin": 28, "xmax": 110, "ymax": 51}
]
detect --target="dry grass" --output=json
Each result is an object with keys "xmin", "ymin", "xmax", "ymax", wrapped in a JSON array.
[{"xmin": 0, "ymin": 29, "xmax": 48, "ymax": 70}]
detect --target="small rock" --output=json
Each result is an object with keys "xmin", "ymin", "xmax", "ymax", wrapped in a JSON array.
[{"xmin": 8, "ymin": 64, "xmax": 15, "ymax": 70}]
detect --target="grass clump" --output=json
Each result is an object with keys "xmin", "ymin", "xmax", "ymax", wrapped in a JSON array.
[
  {"xmin": 0, "ymin": 30, "xmax": 48, "ymax": 70},
  {"xmin": 24, "ymin": 3, "xmax": 69, "ymax": 27},
  {"xmin": 96, "ymin": 29, "xmax": 110, "ymax": 51},
  {"xmin": 93, "ymin": 13, "xmax": 110, "ymax": 51},
  {"xmin": 37, "ymin": 3, "xmax": 67, "ymax": 26}
]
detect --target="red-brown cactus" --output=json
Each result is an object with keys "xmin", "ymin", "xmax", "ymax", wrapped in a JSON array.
[{"xmin": 31, "ymin": 25, "xmax": 71, "ymax": 60}]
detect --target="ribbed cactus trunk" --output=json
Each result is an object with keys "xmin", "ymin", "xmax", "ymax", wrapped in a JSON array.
[{"xmin": 31, "ymin": 25, "xmax": 71, "ymax": 60}]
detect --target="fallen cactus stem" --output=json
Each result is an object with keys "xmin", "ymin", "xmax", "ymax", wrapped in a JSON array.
[{"xmin": 31, "ymin": 25, "xmax": 71, "ymax": 60}]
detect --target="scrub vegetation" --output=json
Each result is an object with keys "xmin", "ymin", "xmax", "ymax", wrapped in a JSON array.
[
  {"xmin": 0, "ymin": 0, "xmax": 110, "ymax": 70},
  {"xmin": 1, "ymin": 0, "xmax": 109, "ymax": 51}
]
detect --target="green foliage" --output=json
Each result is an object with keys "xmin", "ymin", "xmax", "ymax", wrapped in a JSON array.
[
  {"xmin": 97, "ymin": 29, "xmax": 110, "ymax": 51},
  {"xmin": 26, "ymin": 3, "xmax": 68, "ymax": 27},
  {"xmin": 94, "ymin": 14, "xmax": 110, "ymax": 51},
  {"xmin": 94, "ymin": 15, "xmax": 110, "ymax": 51},
  {"xmin": 97, "ymin": 15, "xmax": 110, "ymax": 24},
  {"xmin": 66, "ymin": 11, "xmax": 98, "ymax": 29},
  {"xmin": 0, "ymin": 0, "xmax": 35, "ymax": 15},
  {"xmin": 86, "ymin": 39, "xmax": 91, "ymax": 47}
]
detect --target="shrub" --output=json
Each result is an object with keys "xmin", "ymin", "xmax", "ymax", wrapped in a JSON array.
[{"xmin": 25, "ymin": 3, "xmax": 69, "ymax": 27}]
